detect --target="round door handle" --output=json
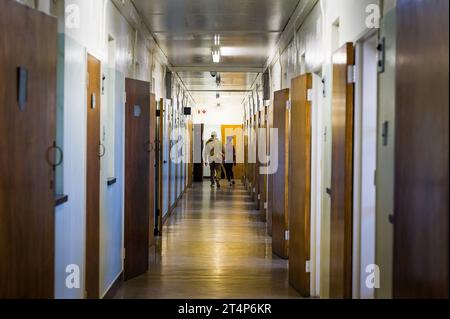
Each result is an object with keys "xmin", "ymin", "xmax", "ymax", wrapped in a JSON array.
[
  {"xmin": 46, "ymin": 142, "xmax": 64, "ymax": 169},
  {"xmin": 99, "ymin": 143, "xmax": 106, "ymax": 158}
]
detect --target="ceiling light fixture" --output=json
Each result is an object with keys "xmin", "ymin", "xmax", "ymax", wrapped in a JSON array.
[
  {"xmin": 212, "ymin": 34, "xmax": 221, "ymax": 64},
  {"xmin": 212, "ymin": 48, "xmax": 221, "ymax": 63},
  {"xmin": 214, "ymin": 34, "xmax": 220, "ymax": 46}
]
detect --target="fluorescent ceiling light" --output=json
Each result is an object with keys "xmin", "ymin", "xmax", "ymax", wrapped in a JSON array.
[{"xmin": 212, "ymin": 48, "xmax": 221, "ymax": 63}]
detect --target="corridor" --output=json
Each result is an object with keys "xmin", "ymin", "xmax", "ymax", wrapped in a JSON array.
[
  {"xmin": 114, "ymin": 182, "xmax": 300, "ymax": 299},
  {"xmin": 0, "ymin": 0, "xmax": 448, "ymax": 301}
]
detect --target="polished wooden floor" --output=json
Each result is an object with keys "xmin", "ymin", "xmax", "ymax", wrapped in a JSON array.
[{"xmin": 114, "ymin": 181, "xmax": 301, "ymax": 299}]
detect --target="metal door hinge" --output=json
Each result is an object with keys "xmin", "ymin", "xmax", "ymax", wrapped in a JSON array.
[
  {"xmin": 347, "ymin": 65, "xmax": 356, "ymax": 84},
  {"xmin": 307, "ymin": 89, "xmax": 313, "ymax": 102},
  {"xmin": 377, "ymin": 37, "xmax": 386, "ymax": 74},
  {"xmin": 264, "ymin": 202, "xmax": 268, "ymax": 210},
  {"xmin": 382, "ymin": 121, "xmax": 389, "ymax": 146},
  {"xmin": 122, "ymin": 247, "xmax": 126, "ymax": 260},
  {"xmin": 305, "ymin": 260, "xmax": 311, "ymax": 273},
  {"xmin": 124, "ymin": 92, "xmax": 127, "ymax": 104},
  {"xmin": 286, "ymin": 100, "xmax": 291, "ymax": 110},
  {"xmin": 258, "ymin": 194, "xmax": 261, "ymax": 200},
  {"xmin": 91, "ymin": 93, "xmax": 96, "ymax": 109},
  {"xmin": 285, "ymin": 230, "xmax": 290, "ymax": 241},
  {"xmin": 322, "ymin": 77, "xmax": 326, "ymax": 98}
]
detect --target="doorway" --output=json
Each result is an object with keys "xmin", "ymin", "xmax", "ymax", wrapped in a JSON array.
[
  {"xmin": 86, "ymin": 53, "xmax": 102, "ymax": 299},
  {"xmin": 0, "ymin": 0, "xmax": 57, "ymax": 298},
  {"xmin": 329, "ymin": 43, "xmax": 355, "ymax": 299},
  {"xmin": 124, "ymin": 78, "xmax": 151, "ymax": 281},
  {"xmin": 352, "ymin": 33, "xmax": 378, "ymax": 299}
]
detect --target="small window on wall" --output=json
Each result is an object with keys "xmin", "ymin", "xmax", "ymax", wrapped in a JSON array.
[{"xmin": 104, "ymin": 35, "xmax": 116, "ymax": 181}]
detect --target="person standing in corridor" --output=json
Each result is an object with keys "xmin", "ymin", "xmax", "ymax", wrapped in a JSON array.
[
  {"xmin": 224, "ymin": 136, "xmax": 237, "ymax": 187},
  {"xmin": 204, "ymin": 132, "xmax": 224, "ymax": 188}
]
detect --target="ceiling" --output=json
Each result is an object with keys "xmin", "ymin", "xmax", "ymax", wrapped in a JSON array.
[
  {"xmin": 132, "ymin": 0, "xmax": 301, "ymax": 106},
  {"xmin": 132, "ymin": 0, "xmax": 301, "ymax": 69},
  {"xmin": 178, "ymin": 72, "xmax": 258, "ymax": 91}
]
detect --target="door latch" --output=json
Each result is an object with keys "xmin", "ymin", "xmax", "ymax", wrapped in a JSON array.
[{"xmin": 377, "ymin": 37, "xmax": 386, "ymax": 74}]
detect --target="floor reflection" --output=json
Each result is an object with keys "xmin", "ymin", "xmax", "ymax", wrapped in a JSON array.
[{"xmin": 114, "ymin": 181, "xmax": 301, "ymax": 299}]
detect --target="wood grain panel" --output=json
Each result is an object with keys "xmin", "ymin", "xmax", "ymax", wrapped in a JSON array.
[
  {"xmin": 0, "ymin": 0, "xmax": 57, "ymax": 298},
  {"xmin": 157, "ymin": 99, "xmax": 164, "ymax": 233},
  {"xmin": 267, "ymin": 103, "xmax": 274, "ymax": 236},
  {"xmin": 248, "ymin": 117, "xmax": 254, "ymax": 196},
  {"xmin": 329, "ymin": 43, "xmax": 355, "ymax": 299},
  {"xmin": 254, "ymin": 113, "xmax": 260, "ymax": 208},
  {"xmin": 272, "ymin": 89, "xmax": 290, "ymax": 259},
  {"xmin": 149, "ymin": 94, "xmax": 156, "ymax": 247},
  {"xmin": 244, "ymin": 121, "xmax": 249, "ymax": 185},
  {"xmin": 124, "ymin": 78, "xmax": 150, "ymax": 281},
  {"xmin": 258, "ymin": 108, "xmax": 268, "ymax": 219},
  {"xmin": 289, "ymin": 74, "xmax": 312, "ymax": 297},
  {"xmin": 86, "ymin": 53, "xmax": 101, "ymax": 299},
  {"xmin": 394, "ymin": 0, "xmax": 449, "ymax": 298},
  {"xmin": 187, "ymin": 120, "xmax": 194, "ymax": 187}
]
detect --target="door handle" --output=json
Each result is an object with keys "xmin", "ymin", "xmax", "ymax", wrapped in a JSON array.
[
  {"xmin": 326, "ymin": 187, "xmax": 332, "ymax": 196},
  {"xmin": 46, "ymin": 142, "xmax": 64, "ymax": 169},
  {"xmin": 99, "ymin": 143, "xmax": 106, "ymax": 158}
]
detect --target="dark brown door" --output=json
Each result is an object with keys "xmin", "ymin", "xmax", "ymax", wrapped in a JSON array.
[
  {"xmin": 259, "ymin": 108, "xmax": 268, "ymax": 219},
  {"xmin": 86, "ymin": 54, "xmax": 101, "ymax": 299},
  {"xmin": 329, "ymin": 43, "xmax": 355, "ymax": 299},
  {"xmin": 193, "ymin": 123, "xmax": 204, "ymax": 182},
  {"xmin": 149, "ymin": 94, "xmax": 157, "ymax": 247},
  {"xmin": 254, "ymin": 113, "xmax": 260, "ymax": 206},
  {"xmin": 249, "ymin": 116, "xmax": 254, "ymax": 195},
  {"xmin": 289, "ymin": 74, "xmax": 313, "ymax": 297},
  {"xmin": 124, "ymin": 78, "xmax": 151, "ymax": 281},
  {"xmin": 394, "ymin": 0, "xmax": 449, "ymax": 299},
  {"xmin": 157, "ymin": 99, "xmax": 164, "ymax": 233},
  {"xmin": 271, "ymin": 89, "xmax": 290, "ymax": 259},
  {"xmin": 267, "ymin": 103, "xmax": 274, "ymax": 236},
  {"xmin": 0, "ymin": 0, "xmax": 57, "ymax": 298}
]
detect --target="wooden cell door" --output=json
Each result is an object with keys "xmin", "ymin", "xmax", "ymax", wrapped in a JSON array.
[
  {"xmin": 289, "ymin": 73, "xmax": 313, "ymax": 297},
  {"xmin": 329, "ymin": 43, "xmax": 355, "ymax": 299},
  {"xmin": 254, "ymin": 113, "xmax": 260, "ymax": 207},
  {"xmin": 86, "ymin": 53, "xmax": 101, "ymax": 299},
  {"xmin": 0, "ymin": 0, "xmax": 57, "ymax": 298},
  {"xmin": 187, "ymin": 120, "xmax": 194, "ymax": 187},
  {"xmin": 271, "ymin": 89, "xmax": 290, "ymax": 259},
  {"xmin": 394, "ymin": 0, "xmax": 449, "ymax": 298},
  {"xmin": 149, "ymin": 94, "xmax": 157, "ymax": 247},
  {"xmin": 124, "ymin": 78, "xmax": 150, "ymax": 281},
  {"xmin": 157, "ymin": 99, "xmax": 164, "ymax": 234},
  {"xmin": 258, "ymin": 108, "xmax": 268, "ymax": 217},
  {"xmin": 244, "ymin": 121, "xmax": 249, "ymax": 185},
  {"xmin": 267, "ymin": 103, "xmax": 274, "ymax": 236},
  {"xmin": 248, "ymin": 117, "xmax": 254, "ymax": 194}
]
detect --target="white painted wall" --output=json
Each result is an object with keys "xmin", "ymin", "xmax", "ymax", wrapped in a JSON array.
[
  {"xmin": 352, "ymin": 34, "xmax": 378, "ymax": 299},
  {"xmin": 49, "ymin": 0, "xmax": 190, "ymax": 298},
  {"xmin": 250, "ymin": 0, "xmax": 383, "ymax": 299}
]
